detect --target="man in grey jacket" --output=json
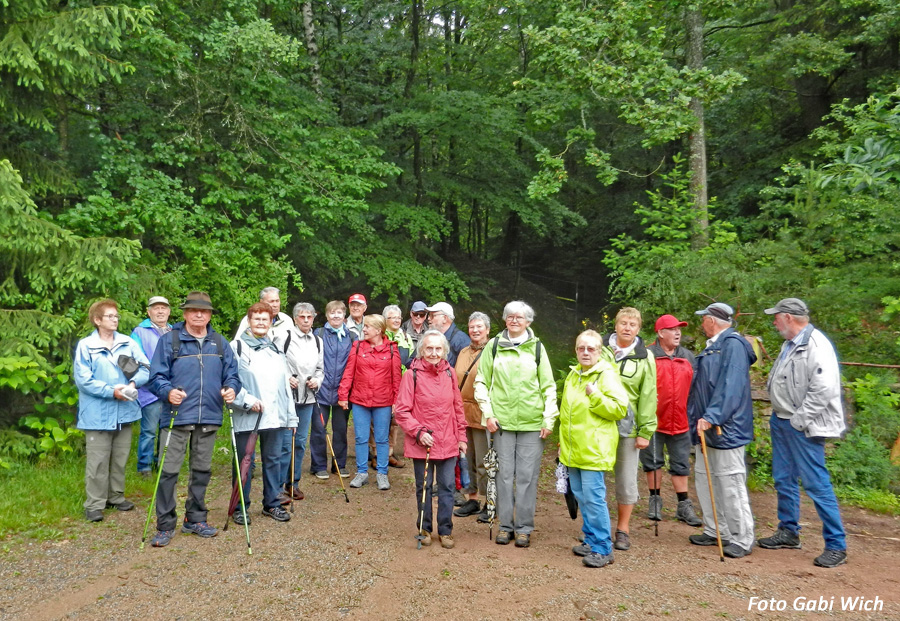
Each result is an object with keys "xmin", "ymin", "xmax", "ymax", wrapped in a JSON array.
[{"xmin": 757, "ymin": 298, "xmax": 848, "ymax": 568}]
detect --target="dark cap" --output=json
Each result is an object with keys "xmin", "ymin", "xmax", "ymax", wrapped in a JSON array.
[
  {"xmin": 764, "ymin": 298, "xmax": 809, "ymax": 316},
  {"xmin": 180, "ymin": 291, "xmax": 216, "ymax": 312},
  {"xmin": 695, "ymin": 302, "xmax": 734, "ymax": 321},
  {"xmin": 655, "ymin": 314, "xmax": 688, "ymax": 332}
]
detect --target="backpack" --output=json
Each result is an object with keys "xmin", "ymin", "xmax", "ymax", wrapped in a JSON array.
[
  {"xmin": 489, "ymin": 335, "xmax": 542, "ymax": 369},
  {"xmin": 281, "ymin": 330, "xmax": 321, "ymax": 355}
]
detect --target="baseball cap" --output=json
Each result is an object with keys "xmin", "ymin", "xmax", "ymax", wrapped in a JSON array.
[
  {"xmin": 410, "ymin": 301, "xmax": 427, "ymax": 313},
  {"xmin": 695, "ymin": 302, "xmax": 734, "ymax": 321},
  {"xmin": 655, "ymin": 314, "xmax": 688, "ymax": 332},
  {"xmin": 425, "ymin": 302, "xmax": 454, "ymax": 320},
  {"xmin": 348, "ymin": 293, "xmax": 367, "ymax": 305},
  {"xmin": 764, "ymin": 298, "xmax": 809, "ymax": 316},
  {"xmin": 148, "ymin": 296, "xmax": 170, "ymax": 307}
]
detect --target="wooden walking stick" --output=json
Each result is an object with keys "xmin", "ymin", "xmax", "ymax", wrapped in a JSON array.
[{"xmin": 699, "ymin": 427, "xmax": 725, "ymax": 562}]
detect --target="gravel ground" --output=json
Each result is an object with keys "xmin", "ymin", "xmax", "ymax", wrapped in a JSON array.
[{"xmin": 1, "ymin": 437, "xmax": 898, "ymax": 621}]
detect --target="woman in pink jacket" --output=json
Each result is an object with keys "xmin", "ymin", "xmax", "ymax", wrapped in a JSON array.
[{"xmin": 394, "ymin": 330, "xmax": 467, "ymax": 549}]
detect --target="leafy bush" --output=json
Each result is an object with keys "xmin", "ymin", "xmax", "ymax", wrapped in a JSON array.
[
  {"xmin": 18, "ymin": 413, "xmax": 84, "ymax": 459},
  {"xmin": 828, "ymin": 428, "xmax": 898, "ymax": 491}
]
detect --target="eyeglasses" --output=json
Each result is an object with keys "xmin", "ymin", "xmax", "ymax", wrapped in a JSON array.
[
  {"xmin": 576, "ymin": 346, "xmax": 598, "ymax": 353},
  {"xmin": 506, "ymin": 315, "xmax": 526, "ymax": 322},
  {"xmin": 102, "ymin": 314, "xmax": 120, "ymax": 320},
  {"xmin": 412, "ymin": 312, "xmax": 427, "ymax": 317}
]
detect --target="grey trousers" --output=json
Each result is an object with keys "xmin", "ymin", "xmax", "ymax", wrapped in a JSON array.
[
  {"xmin": 83, "ymin": 426, "xmax": 133, "ymax": 511},
  {"xmin": 495, "ymin": 429, "xmax": 544, "ymax": 535},
  {"xmin": 613, "ymin": 436, "xmax": 640, "ymax": 505},
  {"xmin": 694, "ymin": 445, "xmax": 755, "ymax": 550},
  {"xmin": 155, "ymin": 425, "xmax": 219, "ymax": 531},
  {"xmin": 465, "ymin": 427, "xmax": 489, "ymax": 496}
]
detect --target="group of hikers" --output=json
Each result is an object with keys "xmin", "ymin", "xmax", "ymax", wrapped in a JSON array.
[{"xmin": 72, "ymin": 288, "xmax": 848, "ymax": 569}]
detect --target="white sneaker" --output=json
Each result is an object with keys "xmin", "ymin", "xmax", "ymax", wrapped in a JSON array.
[
  {"xmin": 376, "ymin": 473, "xmax": 390, "ymax": 490},
  {"xmin": 349, "ymin": 472, "xmax": 368, "ymax": 488}
]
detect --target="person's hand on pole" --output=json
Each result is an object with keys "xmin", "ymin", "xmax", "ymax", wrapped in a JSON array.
[
  {"xmin": 458, "ymin": 442, "xmax": 467, "ymax": 455},
  {"xmin": 486, "ymin": 417, "xmax": 500, "ymax": 433},
  {"xmin": 168, "ymin": 388, "xmax": 187, "ymax": 405},
  {"xmin": 306, "ymin": 377, "xmax": 320, "ymax": 390},
  {"xmin": 635, "ymin": 436, "xmax": 649, "ymax": 450},
  {"xmin": 419, "ymin": 431, "xmax": 434, "ymax": 447},
  {"xmin": 289, "ymin": 376, "xmax": 300, "ymax": 390},
  {"xmin": 697, "ymin": 418, "xmax": 712, "ymax": 433},
  {"xmin": 221, "ymin": 387, "xmax": 236, "ymax": 403},
  {"xmin": 250, "ymin": 400, "xmax": 264, "ymax": 413}
]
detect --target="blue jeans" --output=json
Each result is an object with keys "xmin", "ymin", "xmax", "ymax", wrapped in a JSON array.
[
  {"xmin": 414, "ymin": 457, "xmax": 455, "ymax": 536},
  {"xmin": 234, "ymin": 428, "xmax": 283, "ymax": 510},
  {"xmin": 770, "ymin": 414, "xmax": 846, "ymax": 550},
  {"xmin": 351, "ymin": 404, "xmax": 391, "ymax": 474},
  {"xmin": 282, "ymin": 403, "xmax": 313, "ymax": 487},
  {"xmin": 568, "ymin": 467, "xmax": 613, "ymax": 555},
  {"xmin": 137, "ymin": 400, "xmax": 164, "ymax": 472},
  {"xmin": 310, "ymin": 403, "xmax": 349, "ymax": 472}
]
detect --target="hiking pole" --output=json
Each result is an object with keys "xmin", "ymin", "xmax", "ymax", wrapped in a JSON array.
[
  {"xmin": 140, "ymin": 386, "xmax": 182, "ymax": 551},
  {"xmin": 310, "ymin": 382, "xmax": 350, "ymax": 503},
  {"xmin": 290, "ymin": 427, "xmax": 296, "ymax": 514},
  {"xmin": 698, "ymin": 427, "xmax": 725, "ymax": 562},
  {"xmin": 416, "ymin": 444, "xmax": 432, "ymax": 549},
  {"xmin": 652, "ymin": 433, "xmax": 660, "ymax": 537},
  {"xmin": 226, "ymin": 407, "xmax": 252, "ymax": 555}
]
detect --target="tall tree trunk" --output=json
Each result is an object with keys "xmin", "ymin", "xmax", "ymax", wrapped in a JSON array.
[
  {"xmin": 301, "ymin": 2, "xmax": 323, "ymax": 99},
  {"xmin": 685, "ymin": 4, "xmax": 708, "ymax": 248}
]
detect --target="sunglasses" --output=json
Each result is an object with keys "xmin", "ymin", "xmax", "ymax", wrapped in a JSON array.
[{"xmin": 412, "ymin": 311, "xmax": 427, "ymax": 317}]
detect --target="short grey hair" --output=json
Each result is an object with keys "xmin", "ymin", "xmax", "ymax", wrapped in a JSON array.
[
  {"xmin": 293, "ymin": 302, "xmax": 315, "ymax": 318},
  {"xmin": 382, "ymin": 305, "xmax": 402, "ymax": 319},
  {"xmin": 711, "ymin": 316, "xmax": 733, "ymax": 328},
  {"xmin": 416, "ymin": 329, "xmax": 450, "ymax": 360},
  {"xmin": 260, "ymin": 286, "xmax": 280, "ymax": 300},
  {"xmin": 468, "ymin": 311, "xmax": 491, "ymax": 332},
  {"xmin": 502, "ymin": 300, "xmax": 534, "ymax": 322}
]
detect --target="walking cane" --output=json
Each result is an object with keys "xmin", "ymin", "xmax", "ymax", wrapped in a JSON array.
[
  {"xmin": 416, "ymin": 445, "xmax": 432, "ymax": 549},
  {"xmin": 310, "ymin": 382, "xmax": 350, "ymax": 503},
  {"xmin": 699, "ymin": 427, "xmax": 725, "ymax": 562},
  {"xmin": 140, "ymin": 387, "xmax": 182, "ymax": 550}
]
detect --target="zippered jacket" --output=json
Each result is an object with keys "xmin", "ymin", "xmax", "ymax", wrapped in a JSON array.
[
  {"xmin": 393, "ymin": 358, "xmax": 466, "ymax": 460},
  {"xmin": 313, "ymin": 326, "xmax": 357, "ymax": 405},
  {"xmin": 130, "ymin": 318, "xmax": 172, "ymax": 408},
  {"xmin": 149, "ymin": 322, "xmax": 241, "ymax": 427},
  {"xmin": 230, "ymin": 333, "xmax": 298, "ymax": 432},
  {"xmin": 602, "ymin": 334, "xmax": 658, "ymax": 440},
  {"xmin": 687, "ymin": 328, "xmax": 757, "ymax": 449},
  {"xmin": 443, "ymin": 322, "xmax": 471, "ymax": 367},
  {"xmin": 386, "ymin": 328, "xmax": 415, "ymax": 368},
  {"xmin": 274, "ymin": 325, "xmax": 324, "ymax": 405},
  {"xmin": 767, "ymin": 324, "xmax": 845, "ymax": 438},
  {"xmin": 558, "ymin": 361, "xmax": 630, "ymax": 471},
  {"xmin": 74, "ymin": 330, "xmax": 149, "ymax": 430},
  {"xmin": 338, "ymin": 337, "xmax": 401, "ymax": 408},
  {"xmin": 648, "ymin": 343, "xmax": 694, "ymax": 435},
  {"xmin": 455, "ymin": 344, "xmax": 485, "ymax": 429},
  {"xmin": 473, "ymin": 328, "xmax": 558, "ymax": 431}
]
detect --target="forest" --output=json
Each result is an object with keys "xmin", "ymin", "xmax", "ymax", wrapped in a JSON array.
[{"xmin": 1, "ymin": 1, "xmax": 899, "ymax": 503}]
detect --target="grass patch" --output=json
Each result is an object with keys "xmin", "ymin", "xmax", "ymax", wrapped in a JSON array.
[{"xmin": 835, "ymin": 485, "xmax": 900, "ymax": 515}]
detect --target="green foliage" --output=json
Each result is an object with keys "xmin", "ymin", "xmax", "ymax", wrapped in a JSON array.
[
  {"xmin": 828, "ymin": 428, "xmax": 897, "ymax": 491},
  {"xmin": 18, "ymin": 413, "xmax": 83, "ymax": 459}
]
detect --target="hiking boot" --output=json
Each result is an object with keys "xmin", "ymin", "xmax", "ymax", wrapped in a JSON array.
[
  {"xmin": 151, "ymin": 529, "xmax": 174, "ymax": 547},
  {"xmin": 515, "ymin": 533, "xmax": 531, "ymax": 548},
  {"xmin": 417, "ymin": 531, "xmax": 432, "ymax": 546},
  {"xmin": 350, "ymin": 472, "xmax": 369, "ymax": 488},
  {"xmin": 689, "ymin": 532, "xmax": 731, "ymax": 547},
  {"xmin": 495, "ymin": 530, "xmax": 512, "ymax": 545},
  {"xmin": 262, "ymin": 505, "xmax": 291, "ymax": 522},
  {"xmin": 813, "ymin": 549, "xmax": 847, "ymax": 568},
  {"xmin": 453, "ymin": 490, "xmax": 467, "ymax": 506},
  {"xmin": 758, "ymin": 528, "xmax": 801, "ymax": 550},
  {"xmin": 440, "ymin": 535, "xmax": 455, "ymax": 549},
  {"xmin": 277, "ymin": 492, "xmax": 292, "ymax": 506},
  {"xmin": 106, "ymin": 499, "xmax": 135, "ymax": 512},
  {"xmin": 676, "ymin": 499, "xmax": 702, "ymax": 527},
  {"xmin": 376, "ymin": 473, "xmax": 390, "ymax": 490},
  {"xmin": 454, "ymin": 499, "xmax": 481, "ymax": 517},
  {"xmin": 315, "ymin": 471, "xmax": 330, "ymax": 480},
  {"xmin": 181, "ymin": 520, "xmax": 218, "ymax": 538},
  {"xmin": 582, "ymin": 551, "xmax": 615, "ymax": 568},
  {"xmin": 289, "ymin": 486, "xmax": 305, "ymax": 500},
  {"xmin": 476, "ymin": 508, "xmax": 490, "ymax": 523},
  {"xmin": 613, "ymin": 530, "xmax": 631, "ymax": 551},
  {"xmin": 85, "ymin": 509, "xmax": 104, "ymax": 522},
  {"xmin": 572, "ymin": 543, "xmax": 591, "ymax": 557},
  {"xmin": 723, "ymin": 542, "xmax": 752, "ymax": 558},
  {"xmin": 232, "ymin": 509, "xmax": 251, "ymax": 526},
  {"xmin": 389, "ymin": 455, "xmax": 405, "ymax": 468},
  {"xmin": 647, "ymin": 495, "xmax": 662, "ymax": 521}
]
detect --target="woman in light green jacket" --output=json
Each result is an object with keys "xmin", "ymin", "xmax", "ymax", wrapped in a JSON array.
[{"xmin": 559, "ymin": 330, "xmax": 630, "ymax": 568}]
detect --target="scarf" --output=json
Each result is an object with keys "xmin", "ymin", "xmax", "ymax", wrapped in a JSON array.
[{"xmin": 326, "ymin": 323, "xmax": 346, "ymax": 343}]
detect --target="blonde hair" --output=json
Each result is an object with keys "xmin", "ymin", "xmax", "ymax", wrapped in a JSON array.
[
  {"xmin": 364, "ymin": 314, "xmax": 386, "ymax": 335},
  {"xmin": 615, "ymin": 307, "xmax": 643, "ymax": 330},
  {"xmin": 576, "ymin": 329, "xmax": 603, "ymax": 350}
]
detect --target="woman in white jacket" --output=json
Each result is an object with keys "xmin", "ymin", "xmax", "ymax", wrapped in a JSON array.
[{"xmin": 230, "ymin": 302, "xmax": 298, "ymax": 524}]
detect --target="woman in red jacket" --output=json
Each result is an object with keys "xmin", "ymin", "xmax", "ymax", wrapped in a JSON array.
[
  {"xmin": 338, "ymin": 314, "xmax": 401, "ymax": 490},
  {"xmin": 394, "ymin": 330, "xmax": 467, "ymax": 549}
]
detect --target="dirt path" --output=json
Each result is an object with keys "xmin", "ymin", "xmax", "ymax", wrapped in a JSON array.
[{"xmin": 1, "ymin": 443, "xmax": 898, "ymax": 621}]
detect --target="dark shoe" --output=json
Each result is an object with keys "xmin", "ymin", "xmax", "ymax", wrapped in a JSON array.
[
  {"xmin": 262, "ymin": 505, "xmax": 291, "ymax": 522},
  {"xmin": 106, "ymin": 500, "xmax": 135, "ymax": 512},
  {"xmin": 572, "ymin": 543, "xmax": 591, "ymax": 557},
  {"xmin": 582, "ymin": 551, "xmax": 614, "ymax": 568},
  {"xmin": 476, "ymin": 508, "xmax": 490, "ymax": 523},
  {"xmin": 232, "ymin": 509, "xmax": 251, "ymax": 525},
  {"xmin": 647, "ymin": 495, "xmax": 662, "ymax": 521},
  {"xmin": 689, "ymin": 532, "xmax": 731, "ymax": 547},
  {"xmin": 151, "ymin": 529, "xmax": 174, "ymax": 547},
  {"xmin": 181, "ymin": 520, "xmax": 218, "ymax": 538},
  {"xmin": 495, "ymin": 530, "xmax": 512, "ymax": 545},
  {"xmin": 338, "ymin": 468, "xmax": 350, "ymax": 478},
  {"xmin": 440, "ymin": 535, "xmax": 455, "ymax": 549},
  {"xmin": 85, "ymin": 509, "xmax": 104, "ymax": 522},
  {"xmin": 514, "ymin": 533, "xmax": 531, "ymax": 548},
  {"xmin": 814, "ymin": 549, "xmax": 847, "ymax": 568},
  {"xmin": 723, "ymin": 542, "xmax": 752, "ymax": 558},
  {"xmin": 613, "ymin": 530, "xmax": 631, "ymax": 551},
  {"xmin": 453, "ymin": 499, "xmax": 481, "ymax": 517},
  {"xmin": 290, "ymin": 487, "xmax": 305, "ymax": 500},
  {"xmin": 315, "ymin": 471, "xmax": 330, "ymax": 480},
  {"xmin": 278, "ymin": 492, "xmax": 292, "ymax": 506},
  {"xmin": 388, "ymin": 455, "xmax": 405, "ymax": 468},
  {"xmin": 758, "ymin": 528, "xmax": 801, "ymax": 550},
  {"xmin": 453, "ymin": 490, "xmax": 467, "ymax": 506},
  {"xmin": 676, "ymin": 499, "xmax": 702, "ymax": 527}
]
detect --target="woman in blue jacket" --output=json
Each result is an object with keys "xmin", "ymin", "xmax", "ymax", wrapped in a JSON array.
[{"xmin": 73, "ymin": 299, "xmax": 149, "ymax": 522}]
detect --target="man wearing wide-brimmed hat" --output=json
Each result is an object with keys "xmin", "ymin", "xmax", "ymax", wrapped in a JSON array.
[{"xmin": 147, "ymin": 291, "xmax": 241, "ymax": 548}]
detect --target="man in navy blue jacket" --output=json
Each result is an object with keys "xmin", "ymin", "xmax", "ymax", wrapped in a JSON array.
[
  {"xmin": 687, "ymin": 302, "xmax": 757, "ymax": 559},
  {"xmin": 148, "ymin": 291, "xmax": 241, "ymax": 548}
]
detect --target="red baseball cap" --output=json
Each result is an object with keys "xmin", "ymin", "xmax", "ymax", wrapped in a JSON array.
[
  {"xmin": 655, "ymin": 314, "xmax": 688, "ymax": 331},
  {"xmin": 348, "ymin": 293, "xmax": 367, "ymax": 305}
]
